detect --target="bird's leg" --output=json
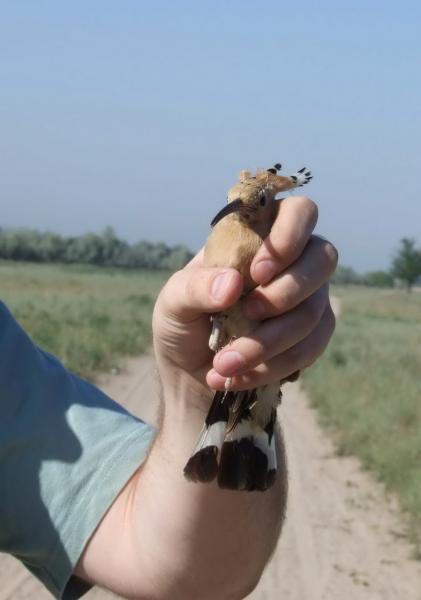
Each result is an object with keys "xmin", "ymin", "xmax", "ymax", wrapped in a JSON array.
[
  {"xmin": 209, "ymin": 313, "xmax": 227, "ymax": 352},
  {"xmin": 224, "ymin": 377, "xmax": 232, "ymax": 394},
  {"xmin": 223, "ymin": 335, "xmax": 238, "ymax": 395}
]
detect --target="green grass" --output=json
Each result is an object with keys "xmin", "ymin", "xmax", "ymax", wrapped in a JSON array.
[
  {"xmin": 4, "ymin": 263, "xmax": 421, "ymax": 552},
  {"xmin": 0, "ymin": 261, "xmax": 170, "ymax": 380},
  {"xmin": 304, "ymin": 285, "xmax": 421, "ymax": 555}
]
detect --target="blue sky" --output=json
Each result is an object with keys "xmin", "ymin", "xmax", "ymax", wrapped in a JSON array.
[{"xmin": 1, "ymin": 1, "xmax": 420, "ymax": 271}]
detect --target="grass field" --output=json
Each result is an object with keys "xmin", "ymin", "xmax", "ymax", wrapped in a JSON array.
[
  {"xmin": 0, "ymin": 261, "xmax": 169, "ymax": 380},
  {"xmin": 2, "ymin": 262, "xmax": 421, "ymax": 553},
  {"xmin": 304, "ymin": 286, "xmax": 421, "ymax": 555}
]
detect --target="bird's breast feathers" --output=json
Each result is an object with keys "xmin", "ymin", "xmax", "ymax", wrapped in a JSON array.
[{"xmin": 204, "ymin": 218, "xmax": 265, "ymax": 288}]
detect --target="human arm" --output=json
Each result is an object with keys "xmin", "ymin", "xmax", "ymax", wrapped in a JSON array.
[{"xmin": 74, "ymin": 195, "xmax": 337, "ymax": 599}]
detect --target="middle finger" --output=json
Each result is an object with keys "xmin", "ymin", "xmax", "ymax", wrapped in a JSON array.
[
  {"xmin": 243, "ymin": 235, "xmax": 338, "ymax": 321},
  {"xmin": 212, "ymin": 284, "xmax": 329, "ymax": 378}
]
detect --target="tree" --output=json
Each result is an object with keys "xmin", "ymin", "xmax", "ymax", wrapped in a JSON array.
[
  {"xmin": 38, "ymin": 232, "xmax": 66, "ymax": 262},
  {"xmin": 0, "ymin": 226, "xmax": 193, "ymax": 270},
  {"xmin": 331, "ymin": 265, "xmax": 361, "ymax": 285},
  {"xmin": 101, "ymin": 226, "xmax": 125, "ymax": 265},
  {"xmin": 161, "ymin": 245, "xmax": 194, "ymax": 270},
  {"xmin": 391, "ymin": 238, "xmax": 421, "ymax": 291},
  {"xmin": 363, "ymin": 270, "xmax": 394, "ymax": 288}
]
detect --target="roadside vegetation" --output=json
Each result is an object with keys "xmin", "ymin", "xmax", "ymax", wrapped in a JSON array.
[
  {"xmin": 304, "ymin": 285, "xmax": 421, "ymax": 555},
  {"xmin": 0, "ymin": 261, "xmax": 169, "ymax": 380}
]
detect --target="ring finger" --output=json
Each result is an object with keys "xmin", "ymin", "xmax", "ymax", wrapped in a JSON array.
[
  {"xmin": 212, "ymin": 284, "xmax": 329, "ymax": 378},
  {"xmin": 243, "ymin": 235, "xmax": 338, "ymax": 321},
  {"xmin": 206, "ymin": 303, "xmax": 336, "ymax": 390}
]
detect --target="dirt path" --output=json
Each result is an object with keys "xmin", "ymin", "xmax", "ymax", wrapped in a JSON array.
[
  {"xmin": 249, "ymin": 382, "xmax": 421, "ymax": 600},
  {"xmin": 1, "ymin": 353, "xmax": 421, "ymax": 599}
]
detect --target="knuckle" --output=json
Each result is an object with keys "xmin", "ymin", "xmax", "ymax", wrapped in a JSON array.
[
  {"xmin": 309, "ymin": 306, "xmax": 336, "ymax": 361},
  {"xmin": 285, "ymin": 303, "xmax": 336, "ymax": 375},
  {"xmin": 295, "ymin": 196, "xmax": 319, "ymax": 225},
  {"xmin": 324, "ymin": 242, "xmax": 339, "ymax": 272},
  {"xmin": 273, "ymin": 287, "xmax": 295, "ymax": 313},
  {"xmin": 184, "ymin": 272, "xmax": 196, "ymax": 301},
  {"xmin": 283, "ymin": 345, "xmax": 302, "ymax": 374},
  {"xmin": 325, "ymin": 305, "xmax": 337, "ymax": 334},
  {"xmin": 300, "ymin": 292, "xmax": 325, "ymax": 328},
  {"xmin": 162, "ymin": 271, "xmax": 184, "ymax": 304},
  {"xmin": 158, "ymin": 269, "xmax": 196, "ymax": 318},
  {"xmin": 273, "ymin": 273, "xmax": 300, "ymax": 308},
  {"xmin": 309, "ymin": 236, "xmax": 339, "ymax": 275},
  {"xmin": 187, "ymin": 267, "xmax": 211, "ymax": 299},
  {"xmin": 262, "ymin": 238, "xmax": 291, "ymax": 264},
  {"xmin": 156, "ymin": 274, "xmax": 174, "ymax": 309}
]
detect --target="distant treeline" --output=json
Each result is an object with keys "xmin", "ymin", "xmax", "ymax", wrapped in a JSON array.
[
  {"xmin": 0, "ymin": 226, "xmax": 194, "ymax": 270},
  {"xmin": 332, "ymin": 238, "xmax": 421, "ymax": 290},
  {"xmin": 331, "ymin": 266, "xmax": 395, "ymax": 287}
]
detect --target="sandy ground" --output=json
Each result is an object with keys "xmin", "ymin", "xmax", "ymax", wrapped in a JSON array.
[{"xmin": 2, "ymin": 348, "xmax": 421, "ymax": 599}]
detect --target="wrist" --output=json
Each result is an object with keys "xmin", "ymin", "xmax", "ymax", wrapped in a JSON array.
[
  {"xmin": 157, "ymin": 359, "xmax": 213, "ymax": 414},
  {"xmin": 156, "ymin": 370, "xmax": 214, "ymax": 463}
]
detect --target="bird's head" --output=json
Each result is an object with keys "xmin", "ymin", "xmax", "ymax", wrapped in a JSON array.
[{"xmin": 211, "ymin": 163, "xmax": 289, "ymax": 227}]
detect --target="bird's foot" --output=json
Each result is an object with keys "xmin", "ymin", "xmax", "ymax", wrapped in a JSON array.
[
  {"xmin": 209, "ymin": 314, "xmax": 227, "ymax": 352},
  {"xmin": 224, "ymin": 377, "xmax": 232, "ymax": 391}
]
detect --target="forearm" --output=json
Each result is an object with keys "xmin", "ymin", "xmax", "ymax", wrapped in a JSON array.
[{"xmin": 129, "ymin": 377, "xmax": 288, "ymax": 600}]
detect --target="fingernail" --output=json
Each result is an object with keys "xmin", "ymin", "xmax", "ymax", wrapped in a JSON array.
[
  {"xmin": 215, "ymin": 350, "xmax": 245, "ymax": 376},
  {"xmin": 253, "ymin": 260, "xmax": 277, "ymax": 284},
  {"xmin": 211, "ymin": 270, "xmax": 233, "ymax": 301},
  {"xmin": 243, "ymin": 298, "xmax": 265, "ymax": 319}
]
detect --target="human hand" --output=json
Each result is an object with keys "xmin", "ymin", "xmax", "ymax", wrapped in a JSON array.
[{"xmin": 152, "ymin": 195, "xmax": 338, "ymax": 409}]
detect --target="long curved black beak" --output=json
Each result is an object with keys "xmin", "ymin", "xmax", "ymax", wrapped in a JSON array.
[{"xmin": 211, "ymin": 198, "xmax": 243, "ymax": 227}]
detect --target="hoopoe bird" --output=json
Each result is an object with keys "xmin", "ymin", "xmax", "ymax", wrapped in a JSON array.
[{"xmin": 183, "ymin": 163, "xmax": 312, "ymax": 491}]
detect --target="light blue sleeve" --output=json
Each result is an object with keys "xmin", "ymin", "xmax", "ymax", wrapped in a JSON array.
[{"xmin": 0, "ymin": 301, "xmax": 156, "ymax": 599}]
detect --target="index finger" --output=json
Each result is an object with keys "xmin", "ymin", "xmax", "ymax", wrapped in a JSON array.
[{"xmin": 251, "ymin": 195, "xmax": 318, "ymax": 285}]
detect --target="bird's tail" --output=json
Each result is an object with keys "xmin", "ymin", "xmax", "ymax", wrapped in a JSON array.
[{"xmin": 184, "ymin": 388, "xmax": 277, "ymax": 491}]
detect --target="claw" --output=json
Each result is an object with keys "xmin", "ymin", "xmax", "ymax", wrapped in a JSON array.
[
  {"xmin": 225, "ymin": 377, "xmax": 232, "ymax": 391},
  {"xmin": 222, "ymin": 377, "xmax": 233, "ymax": 400},
  {"xmin": 209, "ymin": 314, "xmax": 226, "ymax": 352},
  {"xmin": 298, "ymin": 167, "xmax": 306, "ymax": 173}
]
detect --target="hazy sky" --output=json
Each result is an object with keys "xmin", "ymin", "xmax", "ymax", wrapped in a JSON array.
[{"xmin": 1, "ymin": 1, "xmax": 420, "ymax": 271}]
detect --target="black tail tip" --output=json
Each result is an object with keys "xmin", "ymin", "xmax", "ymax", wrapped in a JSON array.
[
  {"xmin": 184, "ymin": 446, "xmax": 219, "ymax": 483},
  {"xmin": 217, "ymin": 439, "xmax": 276, "ymax": 492}
]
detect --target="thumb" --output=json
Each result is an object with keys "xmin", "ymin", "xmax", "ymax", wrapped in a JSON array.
[{"xmin": 157, "ymin": 267, "xmax": 243, "ymax": 322}]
